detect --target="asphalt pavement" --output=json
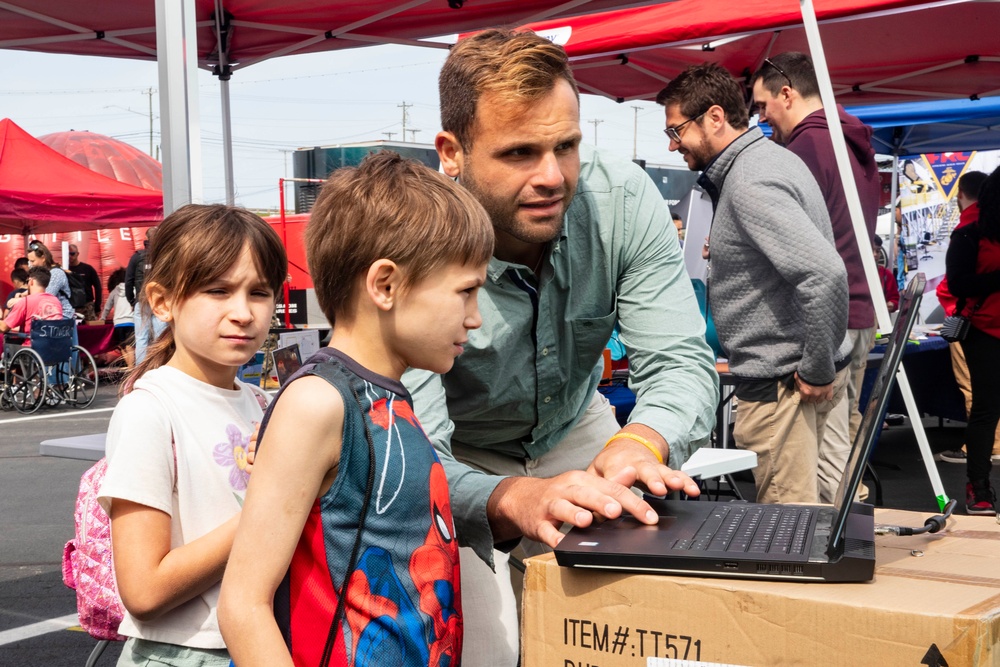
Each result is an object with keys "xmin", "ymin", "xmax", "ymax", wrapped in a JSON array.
[{"xmin": 0, "ymin": 382, "xmax": 123, "ymax": 667}]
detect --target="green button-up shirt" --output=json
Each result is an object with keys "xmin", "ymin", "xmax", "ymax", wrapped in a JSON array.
[{"xmin": 404, "ymin": 145, "xmax": 719, "ymax": 564}]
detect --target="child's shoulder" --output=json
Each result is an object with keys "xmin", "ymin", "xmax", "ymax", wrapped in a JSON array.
[{"xmin": 272, "ymin": 373, "xmax": 346, "ymax": 421}]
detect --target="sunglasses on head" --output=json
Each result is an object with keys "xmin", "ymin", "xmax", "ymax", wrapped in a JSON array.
[
  {"xmin": 763, "ymin": 58, "xmax": 793, "ymax": 88},
  {"xmin": 28, "ymin": 242, "xmax": 41, "ymax": 251}
]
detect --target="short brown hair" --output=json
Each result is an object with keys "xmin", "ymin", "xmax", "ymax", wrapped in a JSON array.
[
  {"xmin": 306, "ymin": 151, "xmax": 494, "ymax": 325},
  {"xmin": 751, "ymin": 52, "xmax": 820, "ymax": 99},
  {"xmin": 958, "ymin": 170, "xmax": 988, "ymax": 201},
  {"xmin": 440, "ymin": 28, "xmax": 579, "ymax": 150},
  {"xmin": 27, "ymin": 265, "xmax": 51, "ymax": 288},
  {"xmin": 656, "ymin": 62, "xmax": 749, "ymax": 130}
]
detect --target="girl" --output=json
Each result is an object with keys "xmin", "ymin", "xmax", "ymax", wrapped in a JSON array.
[
  {"xmin": 99, "ymin": 204, "xmax": 287, "ymax": 666},
  {"xmin": 101, "ymin": 266, "xmax": 136, "ymax": 364}
]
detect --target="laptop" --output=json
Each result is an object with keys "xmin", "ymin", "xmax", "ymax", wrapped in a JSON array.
[
  {"xmin": 554, "ymin": 273, "xmax": 926, "ymax": 583},
  {"xmin": 271, "ymin": 343, "xmax": 303, "ymax": 387}
]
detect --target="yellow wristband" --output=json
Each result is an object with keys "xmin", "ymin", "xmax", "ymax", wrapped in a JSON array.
[{"xmin": 604, "ymin": 432, "xmax": 664, "ymax": 464}]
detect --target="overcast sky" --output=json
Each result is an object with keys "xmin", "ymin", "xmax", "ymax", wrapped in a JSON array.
[{"xmin": 0, "ymin": 41, "xmax": 683, "ymax": 211}]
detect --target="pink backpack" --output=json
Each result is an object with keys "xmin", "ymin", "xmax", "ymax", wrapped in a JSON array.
[{"xmin": 61, "ymin": 457, "xmax": 125, "ymax": 641}]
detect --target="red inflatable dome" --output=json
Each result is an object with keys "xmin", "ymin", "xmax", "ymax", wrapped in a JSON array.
[{"xmin": 38, "ymin": 130, "xmax": 162, "ymax": 191}]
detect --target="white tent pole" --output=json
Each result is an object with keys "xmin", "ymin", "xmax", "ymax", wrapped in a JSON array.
[
  {"xmin": 888, "ymin": 155, "xmax": 899, "ymax": 272},
  {"xmin": 799, "ymin": 0, "xmax": 950, "ymax": 510},
  {"xmin": 155, "ymin": 0, "xmax": 202, "ymax": 214}
]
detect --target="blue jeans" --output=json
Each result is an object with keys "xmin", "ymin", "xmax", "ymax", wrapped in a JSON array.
[{"xmin": 133, "ymin": 308, "xmax": 167, "ymax": 365}]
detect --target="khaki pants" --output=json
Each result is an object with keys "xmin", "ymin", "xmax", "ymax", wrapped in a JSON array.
[
  {"xmin": 735, "ymin": 367, "xmax": 850, "ymax": 504},
  {"xmin": 950, "ymin": 340, "xmax": 1000, "ymax": 454},
  {"xmin": 818, "ymin": 328, "xmax": 876, "ymax": 503},
  {"xmin": 453, "ymin": 391, "xmax": 622, "ymax": 667}
]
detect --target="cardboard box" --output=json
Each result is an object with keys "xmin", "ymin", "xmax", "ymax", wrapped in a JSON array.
[{"xmin": 522, "ymin": 509, "xmax": 1000, "ymax": 666}]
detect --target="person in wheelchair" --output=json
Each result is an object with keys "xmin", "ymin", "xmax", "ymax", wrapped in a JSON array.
[{"xmin": 1, "ymin": 266, "xmax": 63, "ymax": 353}]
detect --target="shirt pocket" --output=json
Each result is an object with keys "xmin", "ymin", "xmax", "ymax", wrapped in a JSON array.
[{"xmin": 569, "ymin": 309, "xmax": 618, "ymax": 372}]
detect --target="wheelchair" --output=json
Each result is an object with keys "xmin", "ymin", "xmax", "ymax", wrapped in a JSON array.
[{"xmin": 1, "ymin": 318, "xmax": 98, "ymax": 414}]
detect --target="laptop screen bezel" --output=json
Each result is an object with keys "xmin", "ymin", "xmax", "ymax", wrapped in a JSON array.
[{"xmin": 826, "ymin": 273, "xmax": 925, "ymax": 557}]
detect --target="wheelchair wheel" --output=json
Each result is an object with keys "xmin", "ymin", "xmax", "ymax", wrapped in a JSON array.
[
  {"xmin": 62, "ymin": 345, "xmax": 99, "ymax": 409},
  {"xmin": 9, "ymin": 347, "xmax": 46, "ymax": 414}
]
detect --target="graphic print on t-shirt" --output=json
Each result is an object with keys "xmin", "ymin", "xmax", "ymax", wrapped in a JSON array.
[{"xmin": 213, "ymin": 423, "xmax": 252, "ymax": 498}]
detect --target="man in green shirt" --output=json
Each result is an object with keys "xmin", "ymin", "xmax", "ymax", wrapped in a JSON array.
[{"xmin": 404, "ymin": 29, "xmax": 719, "ymax": 663}]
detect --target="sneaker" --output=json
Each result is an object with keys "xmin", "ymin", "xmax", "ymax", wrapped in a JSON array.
[
  {"xmin": 992, "ymin": 451, "xmax": 1000, "ymax": 463},
  {"xmin": 934, "ymin": 449, "xmax": 967, "ymax": 463},
  {"xmin": 966, "ymin": 480, "xmax": 997, "ymax": 516}
]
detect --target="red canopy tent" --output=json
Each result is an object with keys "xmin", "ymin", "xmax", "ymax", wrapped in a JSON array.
[
  {"xmin": 0, "ymin": 0, "xmax": 668, "ymax": 66},
  {"xmin": 0, "ymin": 0, "xmax": 675, "ymax": 210},
  {"xmin": 0, "ymin": 118, "xmax": 163, "ymax": 236},
  {"xmin": 523, "ymin": 0, "xmax": 1000, "ymax": 105}
]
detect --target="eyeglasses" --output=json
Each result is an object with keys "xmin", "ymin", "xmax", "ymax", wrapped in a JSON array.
[
  {"xmin": 763, "ymin": 58, "xmax": 793, "ymax": 88},
  {"xmin": 664, "ymin": 110, "xmax": 708, "ymax": 143},
  {"xmin": 69, "ymin": 251, "xmax": 78, "ymax": 256}
]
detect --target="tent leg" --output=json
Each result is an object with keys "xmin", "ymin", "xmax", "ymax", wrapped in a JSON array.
[{"xmin": 798, "ymin": 0, "xmax": 950, "ymax": 508}]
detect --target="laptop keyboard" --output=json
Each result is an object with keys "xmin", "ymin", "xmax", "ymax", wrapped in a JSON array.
[{"xmin": 673, "ymin": 505, "xmax": 814, "ymax": 554}]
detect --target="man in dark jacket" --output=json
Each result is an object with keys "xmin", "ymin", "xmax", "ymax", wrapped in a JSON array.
[
  {"xmin": 752, "ymin": 52, "xmax": 881, "ymax": 503},
  {"xmin": 67, "ymin": 243, "xmax": 102, "ymax": 316}
]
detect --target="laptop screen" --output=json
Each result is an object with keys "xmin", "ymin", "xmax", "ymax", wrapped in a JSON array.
[{"xmin": 827, "ymin": 273, "xmax": 925, "ymax": 554}]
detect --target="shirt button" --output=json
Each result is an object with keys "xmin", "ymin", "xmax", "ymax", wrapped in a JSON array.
[
  {"xmin": 544, "ymin": 396, "xmax": 552, "ymax": 403},
  {"xmin": 541, "ymin": 347, "xmax": 549, "ymax": 356}
]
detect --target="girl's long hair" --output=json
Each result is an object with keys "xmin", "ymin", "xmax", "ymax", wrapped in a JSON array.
[
  {"xmin": 27, "ymin": 240, "xmax": 55, "ymax": 268},
  {"xmin": 122, "ymin": 205, "xmax": 287, "ymax": 393}
]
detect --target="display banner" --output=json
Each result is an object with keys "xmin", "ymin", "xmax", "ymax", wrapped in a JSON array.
[{"xmin": 923, "ymin": 152, "xmax": 977, "ymax": 201}]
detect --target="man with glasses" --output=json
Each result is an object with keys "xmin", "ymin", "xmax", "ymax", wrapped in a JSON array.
[
  {"xmin": 67, "ymin": 243, "xmax": 102, "ymax": 318},
  {"xmin": 657, "ymin": 62, "xmax": 852, "ymax": 505},
  {"xmin": 751, "ymin": 52, "xmax": 881, "ymax": 503}
]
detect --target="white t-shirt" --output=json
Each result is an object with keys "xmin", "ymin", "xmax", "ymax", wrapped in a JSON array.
[{"xmin": 99, "ymin": 365, "xmax": 268, "ymax": 649}]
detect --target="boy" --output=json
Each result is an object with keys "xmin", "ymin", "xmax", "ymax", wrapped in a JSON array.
[
  {"xmin": 219, "ymin": 152, "xmax": 494, "ymax": 666},
  {"xmin": 1, "ymin": 266, "xmax": 63, "ymax": 352},
  {"xmin": 3, "ymin": 267, "xmax": 29, "ymax": 318}
]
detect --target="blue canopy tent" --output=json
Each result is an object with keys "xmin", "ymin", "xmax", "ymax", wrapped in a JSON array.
[
  {"xmin": 758, "ymin": 96, "xmax": 1000, "ymax": 155},
  {"xmin": 853, "ymin": 96, "xmax": 1000, "ymax": 156}
]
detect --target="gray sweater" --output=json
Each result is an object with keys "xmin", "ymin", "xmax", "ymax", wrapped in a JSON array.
[{"xmin": 699, "ymin": 127, "xmax": 850, "ymax": 386}]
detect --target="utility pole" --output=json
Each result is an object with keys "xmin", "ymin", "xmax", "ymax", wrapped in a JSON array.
[
  {"xmin": 398, "ymin": 101, "xmax": 413, "ymax": 140},
  {"xmin": 279, "ymin": 149, "xmax": 293, "ymax": 179},
  {"xmin": 588, "ymin": 119, "xmax": 604, "ymax": 146},
  {"xmin": 631, "ymin": 106, "xmax": 642, "ymax": 160},
  {"xmin": 146, "ymin": 88, "xmax": 155, "ymax": 157},
  {"xmin": 383, "ymin": 131, "xmax": 397, "ymax": 141},
  {"xmin": 408, "ymin": 129, "xmax": 421, "ymax": 143}
]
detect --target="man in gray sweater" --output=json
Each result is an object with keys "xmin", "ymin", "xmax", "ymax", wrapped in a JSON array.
[{"xmin": 657, "ymin": 63, "xmax": 851, "ymax": 504}]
